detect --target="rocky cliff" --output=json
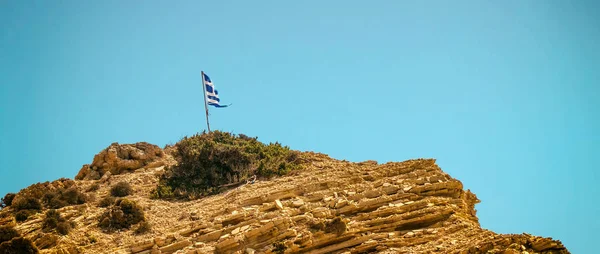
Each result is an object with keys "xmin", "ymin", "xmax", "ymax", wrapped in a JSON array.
[{"xmin": 0, "ymin": 140, "xmax": 569, "ymax": 254}]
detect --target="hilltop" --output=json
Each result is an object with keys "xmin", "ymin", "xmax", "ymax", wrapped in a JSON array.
[{"xmin": 0, "ymin": 132, "xmax": 569, "ymax": 254}]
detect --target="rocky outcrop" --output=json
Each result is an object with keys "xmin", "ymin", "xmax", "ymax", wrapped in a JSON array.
[
  {"xmin": 126, "ymin": 155, "xmax": 564, "ymax": 254},
  {"xmin": 2, "ymin": 148, "xmax": 569, "ymax": 254},
  {"xmin": 75, "ymin": 142, "xmax": 165, "ymax": 180}
]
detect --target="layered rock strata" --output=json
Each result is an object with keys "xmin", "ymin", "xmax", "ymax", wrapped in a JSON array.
[
  {"xmin": 3, "ymin": 147, "xmax": 568, "ymax": 254},
  {"xmin": 75, "ymin": 142, "xmax": 165, "ymax": 180}
]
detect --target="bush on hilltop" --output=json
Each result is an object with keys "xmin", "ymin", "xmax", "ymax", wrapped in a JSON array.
[{"xmin": 152, "ymin": 131, "xmax": 301, "ymax": 199}]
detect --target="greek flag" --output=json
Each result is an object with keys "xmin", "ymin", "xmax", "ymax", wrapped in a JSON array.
[{"xmin": 203, "ymin": 72, "xmax": 229, "ymax": 108}]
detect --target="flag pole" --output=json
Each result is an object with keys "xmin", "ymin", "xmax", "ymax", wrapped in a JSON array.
[{"xmin": 201, "ymin": 71, "xmax": 211, "ymax": 133}]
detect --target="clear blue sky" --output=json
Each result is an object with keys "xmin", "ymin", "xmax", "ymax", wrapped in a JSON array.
[{"xmin": 1, "ymin": 1, "xmax": 598, "ymax": 252}]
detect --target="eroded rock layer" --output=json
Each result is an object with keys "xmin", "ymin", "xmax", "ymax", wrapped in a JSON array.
[
  {"xmin": 3, "ymin": 148, "xmax": 568, "ymax": 254},
  {"xmin": 75, "ymin": 142, "xmax": 165, "ymax": 180}
]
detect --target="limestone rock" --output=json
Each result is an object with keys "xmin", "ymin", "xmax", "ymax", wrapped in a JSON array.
[
  {"xmin": 274, "ymin": 199, "xmax": 283, "ymax": 210},
  {"xmin": 75, "ymin": 142, "xmax": 164, "ymax": 180},
  {"xmin": 1, "ymin": 145, "xmax": 570, "ymax": 254}
]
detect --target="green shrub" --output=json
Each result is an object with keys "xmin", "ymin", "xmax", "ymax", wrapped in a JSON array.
[
  {"xmin": 110, "ymin": 182, "xmax": 133, "ymax": 197},
  {"xmin": 150, "ymin": 185, "xmax": 173, "ymax": 199},
  {"xmin": 11, "ymin": 178, "xmax": 86, "ymax": 212},
  {"xmin": 98, "ymin": 199, "xmax": 145, "ymax": 231},
  {"xmin": 256, "ymin": 143, "xmax": 300, "ymax": 178},
  {"xmin": 14, "ymin": 210, "xmax": 33, "ymax": 222},
  {"xmin": 98, "ymin": 196, "xmax": 115, "ymax": 208},
  {"xmin": 62, "ymin": 187, "xmax": 86, "ymax": 204},
  {"xmin": 41, "ymin": 193, "xmax": 66, "ymax": 209},
  {"xmin": 42, "ymin": 209, "xmax": 71, "ymax": 235},
  {"xmin": 42, "ymin": 186, "xmax": 87, "ymax": 209},
  {"xmin": 0, "ymin": 225, "xmax": 19, "ymax": 244},
  {"xmin": 154, "ymin": 131, "xmax": 301, "ymax": 199},
  {"xmin": 55, "ymin": 222, "xmax": 71, "ymax": 235},
  {"xmin": 0, "ymin": 237, "xmax": 39, "ymax": 253},
  {"xmin": 134, "ymin": 221, "xmax": 151, "ymax": 235},
  {"xmin": 1, "ymin": 193, "xmax": 16, "ymax": 208},
  {"xmin": 12, "ymin": 197, "xmax": 42, "ymax": 212},
  {"xmin": 42, "ymin": 210, "xmax": 59, "ymax": 230}
]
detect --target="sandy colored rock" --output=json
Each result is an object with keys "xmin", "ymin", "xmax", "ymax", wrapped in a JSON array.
[
  {"xmin": 0, "ymin": 145, "xmax": 569, "ymax": 254},
  {"xmin": 275, "ymin": 199, "xmax": 283, "ymax": 210},
  {"xmin": 159, "ymin": 239, "xmax": 192, "ymax": 254},
  {"xmin": 75, "ymin": 142, "xmax": 164, "ymax": 180}
]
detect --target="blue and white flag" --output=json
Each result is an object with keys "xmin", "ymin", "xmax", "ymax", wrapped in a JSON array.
[{"xmin": 203, "ymin": 72, "xmax": 230, "ymax": 108}]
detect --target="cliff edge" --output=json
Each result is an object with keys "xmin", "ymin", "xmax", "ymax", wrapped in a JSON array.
[{"xmin": 0, "ymin": 133, "xmax": 569, "ymax": 254}]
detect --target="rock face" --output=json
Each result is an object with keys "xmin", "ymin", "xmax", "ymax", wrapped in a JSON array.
[
  {"xmin": 2, "ymin": 146, "xmax": 569, "ymax": 254},
  {"xmin": 75, "ymin": 142, "xmax": 165, "ymax": 180}
]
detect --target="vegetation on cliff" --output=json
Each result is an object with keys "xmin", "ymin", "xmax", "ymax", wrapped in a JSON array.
[
  {"xmin": 10, "ymin": 179, "xmax": 87, "ymax": 211},
  {"xmin": 2, "ymin": 178, "xmax": 87, "ymax": 223},
  {"xmin": 0, "ymin": 194, "xmax": 15, "ymax": 209},
  {"xmin": 0, "ymin": 225, "xmax": 19, "ymax": 243},
  {"xmin": 110, "ymin": 182, "xmax": 133, "ymax": 197},
  {"xmin": 98, "ymin": 198, "xmax": 145, "ymax": 232},
  {"xmin": 0, "ymin": 224, "xmax": 38, "ymax": 253},
  {"xmin": 42, "ymin": 209, "xmax": 73, "ymax": 235},
  {"xmin": 152, "ymin": 131, "xmax": 301, "ymax": 199},
  {"xmin": 0, "ymin": 134, "xmax": 570, "ymax": 253}
]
